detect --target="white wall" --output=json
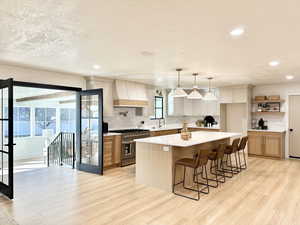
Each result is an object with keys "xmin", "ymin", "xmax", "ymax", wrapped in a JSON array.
[
  {"xmin": 0, "ymin": 64, "xmax": 86, "ymax": 89},
  {"xmin": 252, "ymin": 82, "xmax": 300, "ymax": 158},
  {"xmin": 13, "ymin": 137, "xmax": 46, "ymax": 161}
]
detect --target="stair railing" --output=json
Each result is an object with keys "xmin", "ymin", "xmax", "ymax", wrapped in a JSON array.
[{"xmin": 47, "ymin": 132, "xmax": 75, "ymax": 169}]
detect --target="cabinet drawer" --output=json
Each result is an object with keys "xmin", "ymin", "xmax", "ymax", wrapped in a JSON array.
[{"xmin": 150, "ymin": 129, "xmax": 179, "ymax": 136}]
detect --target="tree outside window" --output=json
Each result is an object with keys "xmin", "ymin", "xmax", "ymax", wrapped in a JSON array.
[
  {"xmin": 60, "ymin": 108, "xmax": 76, "ymax": 132},
  {"xmin": 35, "ymin": 108, "xmax": 56, "ymax": 136}
]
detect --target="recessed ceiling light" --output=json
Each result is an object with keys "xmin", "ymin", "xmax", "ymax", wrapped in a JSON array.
[
  {"xmin": 286, "ymin": 75, "xmax": 294, "ymax": 80},
  {"xmin": 269, "ymin": 61, "xmax": 280, "ymax": 67},
  {"xmin": 156, "ymin": 77, "xmax": 163, "ymax": 82},
  {"xmin": 93, "ymin": 64, "xmax": 101, "ymax": 70},
  {"xmin": 230, "ymin": 27, "xmax": 245, "ymax": 36}
]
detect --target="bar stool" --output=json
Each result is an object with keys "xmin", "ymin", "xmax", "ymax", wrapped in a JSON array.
[
  {"xmin": 205, "ymin": 144, "xmax": 226, "ymax": 188},
  {"xmin": 223, "ymin": 138, "xmax": 240, "ymax": 178},
  {"xmin": 173, "ymin": 149, "xmax": 210, "ymax": 201},
  {"xmin": 237, "ymin": 136, "xmax": 248, "ymax": 170}
]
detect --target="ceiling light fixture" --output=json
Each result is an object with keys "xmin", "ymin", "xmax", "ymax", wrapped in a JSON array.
[
  {"xmin": 230, "ymin": 27, "xmax": 245, "ymax": 37},
  {"xmin": 269, "ymin": 61, "xmax": 280, "ymax": 67},
  {"xmin": 204, "ymin": 77, "xmax": 217, "ymax": 101},
  {"xmin": 286, "ymin": 75, "xmax": 294, "ymax": 80},
  {"xmin": 187, "ymin": 73, "xmax": 203, "ymax": 99},
  {"xmin": 93, "ymin": 64, "xmax": 101, "ymax": 70},
  {"xmin": 173, "ymin": 68, "xmax": 187, "ymax": 98}
]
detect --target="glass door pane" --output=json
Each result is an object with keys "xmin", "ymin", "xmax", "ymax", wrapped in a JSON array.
[
  {"xmin": 0, "ymin": 79, "xmax": 14, "ymax": 199},
  {"xmin": 76, "ymin": 89, "xmax": 103, "ymax": 174}
]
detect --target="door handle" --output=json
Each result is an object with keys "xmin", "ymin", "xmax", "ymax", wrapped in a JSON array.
[
  {"xmin": 289, "ymin": 129, "xmax": 294, "ymax": 132},
  {"xmin": 4, "ymin": 143, "xmax": 16, "ymax": 146}
]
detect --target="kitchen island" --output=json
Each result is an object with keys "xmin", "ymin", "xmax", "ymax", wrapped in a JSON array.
[{"xmin": 135, "ymin": 131, "xmax": 241, "ymax": 192}]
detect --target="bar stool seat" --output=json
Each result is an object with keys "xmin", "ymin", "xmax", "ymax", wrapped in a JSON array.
[{"xmin": 175, "ymin": 158, "xmax": 197, "ymax": 168}]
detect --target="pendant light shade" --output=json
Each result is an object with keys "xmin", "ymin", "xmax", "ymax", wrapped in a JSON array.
[
  {"xmin": 187, "ymin": 73, "xmax": 203, "ymax": 99},
  {"xmin": 204, "ymin": 77, "xmax": 217, "ymax": 101},
  {"xmin": 173, "ymin": 68, "xmax": 187, "ymax": 98}
]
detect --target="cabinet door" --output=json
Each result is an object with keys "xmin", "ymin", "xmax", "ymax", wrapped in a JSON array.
[
  {"xmin": 248, "ymin": 133, "xmax": 264, "ymax": 156},
  {"xmin": 206, "ymin": 100, "xmax": 219, "ymax": 116},
  {"xmin": 183, "ymin": 98, "xmax": 193, "ymax": 116},
  {"xmin": 104, "ymin": 136, "xmax": 114, "ymax": 167},
  {"xmin": 173, "ymin": 97, "xmax": 184, "ymax": 116},
  {"xmin": 264, "ymin": 134, "xmax": 282, "ymax": 158},
  {"xmin": 232, "ymin": 88, "xmax": 247, "ymax": 103},
  {"xmin": 219, "ymin": 88, "xmax": 232, "ymax": 103},
  {"xmin": 192, "ymin": 99, "xmax": 202, "ymax": 116}
]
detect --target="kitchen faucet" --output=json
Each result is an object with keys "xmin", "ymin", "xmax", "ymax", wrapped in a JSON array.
[{"xmin": 158, "ymin": 118, "xmax": 165, "ymax": 128}]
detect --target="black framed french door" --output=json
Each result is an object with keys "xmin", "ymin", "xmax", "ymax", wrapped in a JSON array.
[
  {"xmin": 76, "ymin": 89, "xmax": 103, "ymax": 175},
  {"xmin": 0, "ymin": 78, "xmax": 14, "ymax": 199}
]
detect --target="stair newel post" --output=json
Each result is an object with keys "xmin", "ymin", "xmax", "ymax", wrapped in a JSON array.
[
  {"xmin": 60, "ymin": 133, "xmax": 63, "ymax": 166},
  {"xmin": 72, "ymin": 133, "xmax": 75, "ymax": 169}
]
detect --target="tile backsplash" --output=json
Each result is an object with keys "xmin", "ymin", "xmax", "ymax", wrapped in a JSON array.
[{"xmin": 104, "ymin": 107, "xmax": 219, "ymax": 130}]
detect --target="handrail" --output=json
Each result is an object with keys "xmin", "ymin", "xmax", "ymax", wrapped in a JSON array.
[{"xmin": 47, "ymin": 132, "xmax": 75, "ymax": 169}]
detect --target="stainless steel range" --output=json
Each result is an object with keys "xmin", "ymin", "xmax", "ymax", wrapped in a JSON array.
[{"xmin": 109, "ymin": 129, "xmax": 150, "ymax": 166}]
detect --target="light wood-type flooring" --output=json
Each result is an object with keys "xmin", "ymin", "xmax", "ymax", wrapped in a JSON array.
[{"xmin": 0, "ymin": 157, "xmax": 300, "ymax": 225}]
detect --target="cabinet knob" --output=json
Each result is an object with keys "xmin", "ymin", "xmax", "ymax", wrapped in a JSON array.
[{"xmin": 290, "ymin": 129, "xmax": 294, "ymax": 132}]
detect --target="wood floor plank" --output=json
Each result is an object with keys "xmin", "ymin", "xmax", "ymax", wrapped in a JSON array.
[{"xmin": 0, "ymin": 157, "xmax": 300, "ymax": 225}]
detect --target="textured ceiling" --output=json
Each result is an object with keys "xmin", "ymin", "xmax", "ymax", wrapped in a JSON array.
[{"xmin": 1, "ymin": 0, "xmax": 300, "ymax": 88}]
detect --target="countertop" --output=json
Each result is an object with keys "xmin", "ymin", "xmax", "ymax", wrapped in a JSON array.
[
  {"xmin": 109, "ymin": 124, "xmax": 220, "ymax": 132},
  {"xmin": 104, "ymin": 132, "xmax": 122, "ymax": 137},
  {"xmin": 149, "ymin": 124, "xmax": 220, "ymax": 132},
  {"xmin": 248, "ymin": 128, "xmax": 286, "ymax": 133},
  {"xmin": 135, "ymin": 131, "xmax": 240, "ymax": 147}
]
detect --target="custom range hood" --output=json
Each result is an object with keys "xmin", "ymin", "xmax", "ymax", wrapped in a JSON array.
[{"xmin": 113, "ymin": 80, "xmax": 149, "ymax": 107}]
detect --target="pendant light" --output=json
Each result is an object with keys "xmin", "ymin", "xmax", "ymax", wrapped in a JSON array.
[
  {"xmin": 187, "ymin": 73, "xmax": 203, "ymax": 99},
  {"xmin": 204, "ymin": 77, "xmax": 217, "ymax": 101},
  {"xmin": 173, "ymin": 68, "xmax": 187, "ymax": 98}
]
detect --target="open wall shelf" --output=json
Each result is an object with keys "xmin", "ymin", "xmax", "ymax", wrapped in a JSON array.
[{"xmin": 252, "ymin": 112, "xmax": 285, "ymax": 116}]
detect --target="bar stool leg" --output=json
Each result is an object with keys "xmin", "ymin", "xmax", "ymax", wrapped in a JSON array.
[
  {"xmin": 241, "ymin": 149, "xmax": 247, "ymax": 169},
  {"xmin": 173, "ymin": 165, "xmax": 201, "ymax": 201},
  {"xmin": 221, "ymin": 154, "xmax": 234, "ymax": 178}
]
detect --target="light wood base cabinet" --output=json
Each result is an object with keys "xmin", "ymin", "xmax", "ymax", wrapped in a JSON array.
[
  {"xmin": 188, "ymin": 128, "xmax": 220, "ymax": 132},
  {"xmin": 150, "ymin": 129, "xmax": 180, "ymax": 137},
  {"xmin": 248, "ymin": 131, "xmax": 285, "ymax": 159},
  {"xmin": 104, "ymin": 135, "xmax": 122, "ymax": 169}
]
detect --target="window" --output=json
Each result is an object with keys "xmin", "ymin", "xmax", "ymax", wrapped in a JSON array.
[
  {"xmin": 35, "ymin": 108, "xmax": 56, "ymax": 136},
  {"xmin": 154, "ymin": 96, "xmax": 164, "ymax": 119},
  {"xmin": 60, "ymin": 108, "xmax": 76, "ymax": 132},
  {"xmin": 4, "ymin": 107, "xmax": 31, "ymax": 137}
]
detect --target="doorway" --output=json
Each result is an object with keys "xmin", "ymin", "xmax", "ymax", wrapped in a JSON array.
[
  {"xmin": 0, "ymin": 78, "xmax": 104, "ymax": 199},
  {"xmin": 288, "ymin": 95, "xmax": 300, "ymax": 158}
]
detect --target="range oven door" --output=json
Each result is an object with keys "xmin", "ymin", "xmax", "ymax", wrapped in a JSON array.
[{"xmin": 121, "ymin": 141, "xmax": 136, "ymax": 166}]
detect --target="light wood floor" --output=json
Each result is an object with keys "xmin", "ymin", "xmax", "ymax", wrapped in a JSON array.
[{"xmin": 0, "ymin": 157, "xmax": 300, "ymax": 225}]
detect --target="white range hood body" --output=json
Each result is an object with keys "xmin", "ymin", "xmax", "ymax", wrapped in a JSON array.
[{"xmin": 114, "ymin": 80, "xmax": 148, "ymax": 107}]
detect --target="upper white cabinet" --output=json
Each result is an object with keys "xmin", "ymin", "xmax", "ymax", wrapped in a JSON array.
[
  {"xmin": 219, "ymin": 86, "xmax": 248, "ymax": 104},
  {"xmin": 232, "ymin": 87, "xmax": 247, "ymax": 103},
  {"xmin": 168, "ymin": 91, "xmax": 219, "ymax": 116},
  {"xmin": 167, "ymin": 92, "xmax": 184, "ymax": 116}
]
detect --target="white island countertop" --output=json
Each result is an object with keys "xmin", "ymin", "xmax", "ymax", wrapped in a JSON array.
[{"xmin": 135, "ymin": 131, "xmax": 241, "ymax": 147}]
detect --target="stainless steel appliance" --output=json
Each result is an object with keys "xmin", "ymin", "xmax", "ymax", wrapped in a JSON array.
[{"xmin": 109, "ymin": 129, "xmax": 150, "ymax": 166}]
